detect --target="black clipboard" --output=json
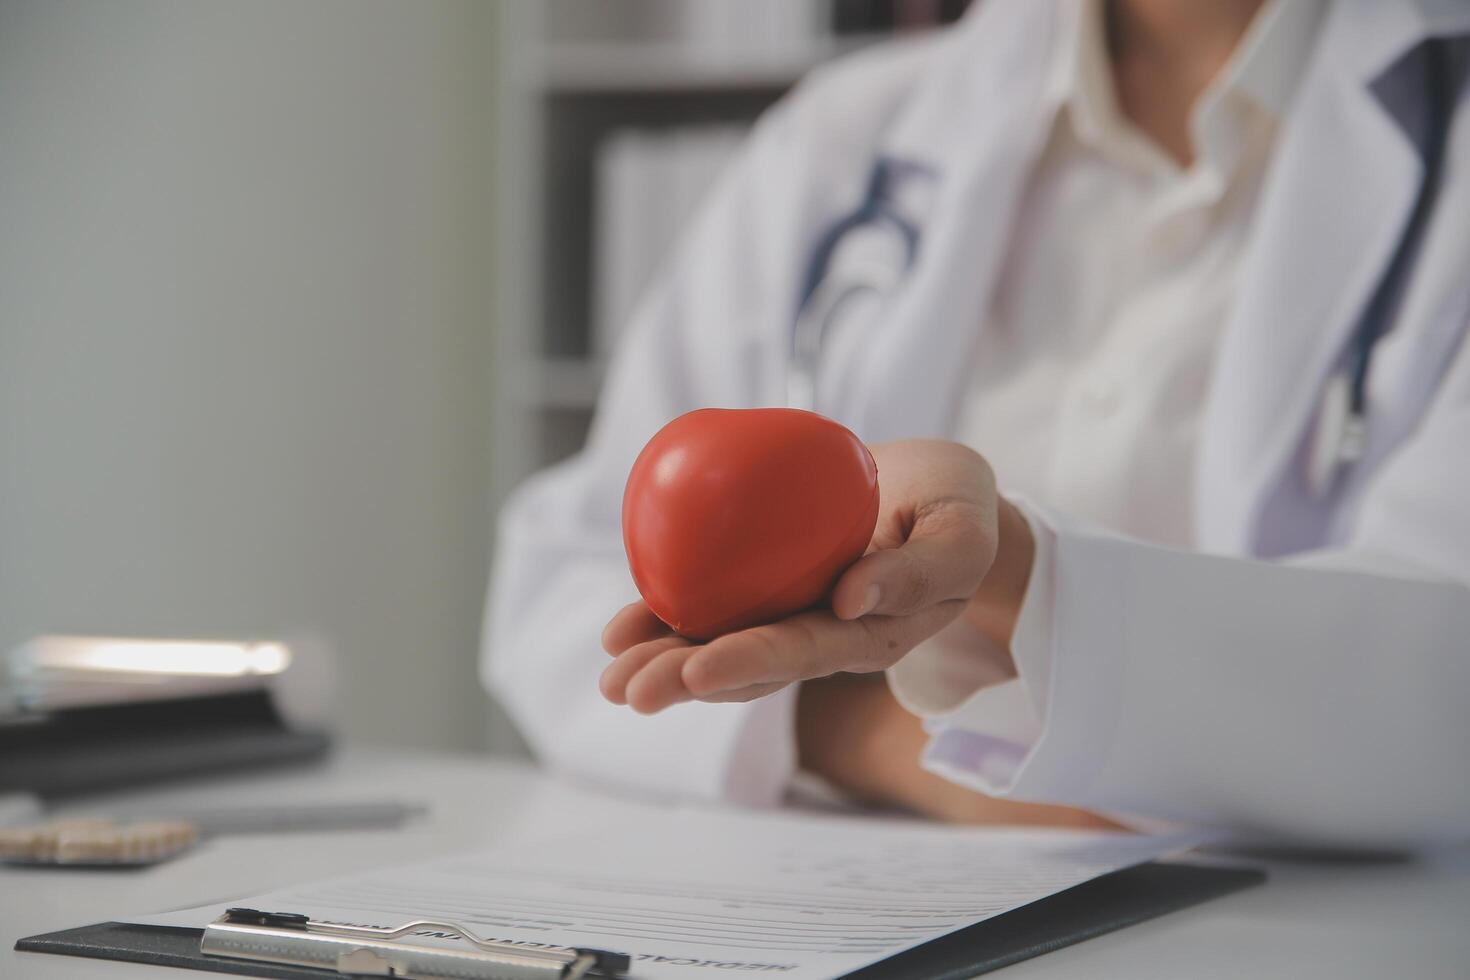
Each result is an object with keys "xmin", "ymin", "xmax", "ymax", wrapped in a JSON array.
[{"xmin": 16, "ymin": 860, "xmax": 1263, "ymax": 979}]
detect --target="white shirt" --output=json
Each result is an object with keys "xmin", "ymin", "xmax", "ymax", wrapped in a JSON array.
[{"xmin": 887, "ymin": 0, "xmax": 1327, "ymax": 797}]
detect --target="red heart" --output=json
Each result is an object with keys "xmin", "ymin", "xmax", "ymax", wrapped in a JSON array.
[{"xmin": 622, "ymin": 408, "xmax": 880, "ymax": 640}]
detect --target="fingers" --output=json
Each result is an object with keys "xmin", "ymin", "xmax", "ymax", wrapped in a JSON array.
[
  {"xmin": 829, "ymin": 440, "xmax": 1000, "ymax": 620},
  {"xmin": 599, "ymin": 634, "xmax": 689, "ymax": 704},
  {"xmin": 624, "ymin": 646, "xmax": 700, "ymax": 715},
  {"xmin": 832, "ymin": 498, "xmax": 997, "ymax": 619},
  {"xmin": 602, "ymin": 600, "xmax": 672, "ymax": 654},
  {"xmin": 603, "ymin": 599, "xmax": 965, "ymax": 713},
  {"xmin": 601, "ymin": 637, "xmax": 784, "ymax": 712},
  {"xmin": 681, "ymin": 601, "xmax": 964, "ymax": 698},
  {"xmin": 696, "ymin": 681, "xmax": 788, "ymax": 703}
]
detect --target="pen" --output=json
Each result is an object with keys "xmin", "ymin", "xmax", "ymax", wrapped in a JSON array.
[{"xmin": 111, "ymin": 801, "xmax": 428, "ymax": 836}]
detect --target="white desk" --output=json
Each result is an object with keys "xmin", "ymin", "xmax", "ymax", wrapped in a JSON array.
[{"xmin": 3, "ymin": 748, "xmax": 1468, "ymax": 979}]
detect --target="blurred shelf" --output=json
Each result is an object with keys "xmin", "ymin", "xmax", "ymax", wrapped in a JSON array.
[
  {"xmin": 495, "ymin": 9, "xmax": 910, "ymax": 476},
  {"xmin": 536, "ymin": 35, "xmax": 885, "ymax": 94},
  {"xmin": 528, "ymin": 356, "xmax": 608, "ymax": 409}
]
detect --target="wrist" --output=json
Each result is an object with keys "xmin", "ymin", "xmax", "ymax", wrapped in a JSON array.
[{"xmin": 964, "ymin": 496, "xmax": 1035, "ymax": 651}]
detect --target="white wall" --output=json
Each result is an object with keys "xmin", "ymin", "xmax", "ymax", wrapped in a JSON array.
[{"xmin": 0, "ymin": 0, "xmax": 509, "ymax": 751}]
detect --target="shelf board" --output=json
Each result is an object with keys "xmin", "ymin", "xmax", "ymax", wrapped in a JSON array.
[{"xmin": 536, "ymin": 35, "xmax": 885, "ymax": 94}]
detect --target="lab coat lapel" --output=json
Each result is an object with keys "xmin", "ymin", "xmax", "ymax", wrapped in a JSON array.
[
  {"xmin": 845, "ymin": 0, "xmax": 1064, "ymax": 444},
  {"xmin": 1195, "ymin": 0, "xmax": 1441, "ymax": 556}
]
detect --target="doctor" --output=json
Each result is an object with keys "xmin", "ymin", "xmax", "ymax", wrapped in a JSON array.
[{"xmin": 486, "ymin": 0, "xmax": 1470, "ymax": 844}]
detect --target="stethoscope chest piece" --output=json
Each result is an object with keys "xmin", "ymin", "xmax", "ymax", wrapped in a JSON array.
[{"xmin": 1306, "ymin": 371, "xmax": 1367, "ymax": 500}]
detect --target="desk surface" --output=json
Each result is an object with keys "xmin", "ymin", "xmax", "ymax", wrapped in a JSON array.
[{"xmin": 3, "ymin": 747, "xmax": 1468, "ymax": 979}]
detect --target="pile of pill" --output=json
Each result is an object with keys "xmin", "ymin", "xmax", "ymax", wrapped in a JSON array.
[{"xmin": 0, "ymin": 818, "xmax": 199, "ymax": 866}]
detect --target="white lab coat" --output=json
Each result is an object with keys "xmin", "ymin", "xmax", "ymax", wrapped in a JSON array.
[{"xmin": 485, "ymin": 0, "xmax": 1470, "ymax": 845}]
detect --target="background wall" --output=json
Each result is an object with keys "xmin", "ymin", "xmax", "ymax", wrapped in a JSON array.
[{"xmin": 0, "ymin": 0, "xmax": 508, "ymax": 751}]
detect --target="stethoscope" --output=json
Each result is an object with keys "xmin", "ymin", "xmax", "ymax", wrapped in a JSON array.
[
  {"xmin": 1305, "ymin": 37, "xmax": 1458, "ymax": 498},
  {"xmin": 790, "ymin": 37, "xmax": 1461, "ymax": 501},
  {"xmin": 788, "ymin": 158, "xmax": 929, "ymax": 413}
]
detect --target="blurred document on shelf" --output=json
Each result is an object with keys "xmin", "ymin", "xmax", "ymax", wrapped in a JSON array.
[
  {"xmin": 138, "ymin": 797, "xmax": 1198, "ymax": 980},
  {"xmin": 592, "ymin": 124, "xmax": 747, "ymax": 355}
]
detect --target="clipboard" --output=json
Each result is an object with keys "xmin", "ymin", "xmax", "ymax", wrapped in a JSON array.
[{"xmin": 16, "ymin": 860, "xmax": 1264, "ymax": 979}]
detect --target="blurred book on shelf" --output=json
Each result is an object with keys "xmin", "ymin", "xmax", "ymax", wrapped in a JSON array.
[
  {"xmin": 506, "ymin": 0, "xmax": 977, "ymax": 471},
  {"xmin": 592, "ymin": 124, "xmax": 748, "ymax": 356}
]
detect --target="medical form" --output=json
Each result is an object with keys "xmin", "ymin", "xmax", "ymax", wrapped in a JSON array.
[{"xmin": 138, "ymin": 798, "xmax": 1199, "ymax": 979}]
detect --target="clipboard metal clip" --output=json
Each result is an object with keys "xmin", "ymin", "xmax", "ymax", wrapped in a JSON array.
[{"xmin": 202, "ymin": 907, "xmax": 631, "ymax": 980}]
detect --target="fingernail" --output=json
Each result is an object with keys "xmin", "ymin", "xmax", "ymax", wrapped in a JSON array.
[{"xmin": 858, "ymin": 584, "xmax": 882, "ymax": 617}]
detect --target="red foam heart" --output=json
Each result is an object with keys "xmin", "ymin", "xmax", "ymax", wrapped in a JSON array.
[{"xmin": 622, "ymin": 408, "xmax": 880, "ymax": 640}]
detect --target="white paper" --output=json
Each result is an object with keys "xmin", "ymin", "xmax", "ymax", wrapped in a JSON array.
[{"xmin": 140, "ymin": 803, "xmax": 1197, "ymax": 979}]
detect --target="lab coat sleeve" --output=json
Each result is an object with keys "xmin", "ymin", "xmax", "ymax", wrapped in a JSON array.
[
  {"xmin": 908, "ymin": 355, "xmax": 1470, "ymax": 846},
  {"xmin": 481, "ymin": 99, "xmax": 824, "ymax": 807},
  {"xmin": 886, "ymin": 502, "xmax": 1055, "ymax": 783}
]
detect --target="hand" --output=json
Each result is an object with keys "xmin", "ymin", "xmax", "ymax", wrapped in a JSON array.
[{"xmin": 600, "ymin": 439, "xmax": 1034, "ymax": 714}]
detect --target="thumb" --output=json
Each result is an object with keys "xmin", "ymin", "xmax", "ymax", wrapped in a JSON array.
[{"xmin": 831, "ymin": 499, "xmax": 997, "ymax": 619}]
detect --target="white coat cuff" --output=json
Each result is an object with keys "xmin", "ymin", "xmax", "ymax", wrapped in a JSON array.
[
  {"xmin": 911, "ymin": 505, "xmax": 1176, "ymax": 833},
  {"xmin": 886, "ymin": 499, "xmax": 1059, "ymax": 792}
]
